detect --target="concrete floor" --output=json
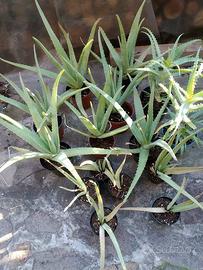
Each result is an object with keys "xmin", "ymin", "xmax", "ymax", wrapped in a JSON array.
[{"xmin": 0, "ymin": 60, "xmax": 203, "ymax": 270}]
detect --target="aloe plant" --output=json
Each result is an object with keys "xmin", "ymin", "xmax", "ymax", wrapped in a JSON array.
[
  {"xmin": 75, "ymin": 159, "xmax": 107, "ymax": 173},
  {"xmin": 96, "ymin": 27, "xmax": 147, "ymax": 108},
  {"xmin": 55, "ymin": 167, "xmax": 126, "ymax": 269},
  {"xmin": 143, "ymin": 28, "xmax": 201, "ymax": 69},
  {"xmin": 103, "ymin": 156, "xmax": 127, "ymax": 189},
  {"xmin": 160, "ymin": 58, "xmax": 203, "ymax": 134},
  {"xmin": 97, "ymin": 0, "xmax": 148, "ymax": 78},
  {"xmin": 0, "ymin": 72, "xmax": 135, "ymax": 179},
  {"xmin": 132, "ymin": 29, "xmax": 202, "ymax": 103},
  {"xmin": 0, "ymin": 50, "xmax": 85, "ymax": 126},
  {"xmin": 0, "ymin": 0, "xmax": 99, "ymax": 93},
  {"xmin": 87, "ymin": 76, "xmax": 203, "ymax": 214},
  {"xmin": 154, "ymin": 128, "xmax": 203, "ymax": 176},
  {"xmin": 159, "ymin": 111, "xmax": 203, "ymax": 154},
  {"xmin": 85, "ymin": 79, "xmax": 177, "ymax": 200},
  {"xmin": 76, "ymin": 156, "xmax": 127, "ymax": 189},
  {"xmin": 121, "ymin": 177, "xmax": 203, "ymax": 213},
  {"xmin": 65, "ymin": 67, "xmax": 131, "ymax": 138},
  {"xmin": 88, "ymin": 181, "xmax": 127, "ymax": 270}
]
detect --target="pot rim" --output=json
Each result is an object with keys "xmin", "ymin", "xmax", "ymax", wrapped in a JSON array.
[
  {"xmin": 90, "ymin": 207, "xmax": 118, "ymax": 236},
  {"xmin": 109, "ymin": 101, "xmax": 133, "ymax": 124},
  {"xmin": 151, "ymin": 196, "xmax": 180, "ymax": 225}
]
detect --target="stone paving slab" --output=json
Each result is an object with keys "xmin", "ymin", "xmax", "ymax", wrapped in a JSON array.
[{"xmin": 0, "ymin": 61, "xmax": 203, "ymax": 270}]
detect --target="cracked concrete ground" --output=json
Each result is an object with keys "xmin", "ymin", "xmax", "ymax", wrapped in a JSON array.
[{"xmin": 0, "ymin": 59, "xmax": 203, "ymax": 270}]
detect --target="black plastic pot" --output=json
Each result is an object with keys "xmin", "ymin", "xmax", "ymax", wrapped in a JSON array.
[
  {"xmin": 40, "ymin": 142, "xmax": 72, "ymax": 176},
  {"xmin": 33, "ymin": 115, "xmax": 64, "ymax": 140},
  {"xmin": 151, "ymin": 197, "xmax": 180, "ymax": 225},
  {"xmin": 107, "ymin": 173, "xmax": 132, "ymax": 199},
  {"xmin": 90, "ymin": 207, "xmax": 118, "ymax": 236}
]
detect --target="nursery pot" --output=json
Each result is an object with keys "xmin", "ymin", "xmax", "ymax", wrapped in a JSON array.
[
  {"xmin": 33, "ymin": 115, "xmax": 64, "ymax": 140},
  {"xmin": 109, "ymin": 101, "xmax": 133, "ymax": 130},
  {"xmin": 107, "ymin": 173, "xmax": 132, "ymax": 199},
  {"xmin": 67, "ymin": 86, "xmax": 92, "ymax": 110},
  {"xmin": 89, "ymin": 136, "xmax": 115, "ymax": 159},
  {"xmin": 90, "ymin": 207, "xmax": 118, "ymax": 236},
  {"xmin": 75, "ymin": 177, "xmax": 97, "ymax": 204},
  {"xmin": 151, "ymin": 197, "xmax": 180, "ymax": 225},
  {"xmin": 40, "ymin": 142, "xmax": 72, "ymax": 176},
  {"xmin": 91, "ymin": 160, "xmax": 109, "ymax": 191}
]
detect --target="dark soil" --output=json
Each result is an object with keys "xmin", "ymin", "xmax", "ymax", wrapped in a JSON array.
[
  {"xmin": 108, "ymin": 174, "xmax": 132, "ymax": 199},
  {"xmin": 148, "ymin": 147, "xmax": 161, "ymax": 165},
  {"xmin": 92, "ymin": 171, "xmax": 108, "ymax": 183},
  {"xmin": 140, "ymin": 86, "xmax": 150, "ymax": 106},
  {"xmin": 140, "ymin": 87, "xmax": 162, "ymax": 116},
  {"xmin": 147, "ymin": 165, "xmax": 163, "ymax": 184},
  {"xmin": 90, "ymin": 207, "xmax": 118, "ymax": 236},
  {"xmin": 122, "ymin": 77, "xmax": 132, "ymax": 90},
  {"xmin": 89, "ymin": 137, "xmax": 114, "ymax": 149},
  {"xmin": 109, "ymin": 102, "xmax": 132, "ymax": 123},
  {"xmin": 151, "ymin": 197, "xmax": 180, "ymax": 225},
  {"xmin": 129, "ymin": 135, "xmax": 140, "ymax": 150},
  {"xmin": 0, "ymin": 81, "xmax": 10, "ymax": 109},
  {"xmin": 76, "ymin": 177, "xmax": 97, "ymax": 203}
]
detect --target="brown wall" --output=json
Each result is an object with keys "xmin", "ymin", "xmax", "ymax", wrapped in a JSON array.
[
  {"xmin": 0, "ymin": 0, "xmax": 59, "ymax": 73},
  {"xmin": 0, "ymin": 0, "xmax": 202, "ymax": 74},
  {"xmin": 55, "ymin": 0, "xmax": 158, "ymax": 47},
  {"xmin": 152, "ymin": 0, "xmax": 203, "ymax": 42},
  {"xmin": 0, "ymin": 0, "xmax": 158, "ymax": 73}
]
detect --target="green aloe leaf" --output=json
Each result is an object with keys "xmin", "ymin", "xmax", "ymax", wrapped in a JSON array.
[
  {"xmin": 158, "ymin": 172, "xmax": 203, "ymax": 210},
  {"xmin": 102, "ymin": 223, "xmax": 127, "ymax": 270},
  {"xmin": 0, "ymin": 151, "xmax": 51, "ymax": 173},
  {"xmin": 35, "ymin": 0, "xmax": 67, "ymax": 61},
  {"xmin": 99, "ymin": 226, "xmax": 105, "ymax": 270},
  {"xmin": 0, "ymin": 94, "xmax": 28, "ymax": 113},
  {"xmin": 0, "ymin": 113, "xmax": 49, "ymax": 153}
]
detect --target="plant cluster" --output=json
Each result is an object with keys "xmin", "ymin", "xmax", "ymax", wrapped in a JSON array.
[{"xmin": 0, "ymin": 0, "xmax": 203, "ymax": 269}]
